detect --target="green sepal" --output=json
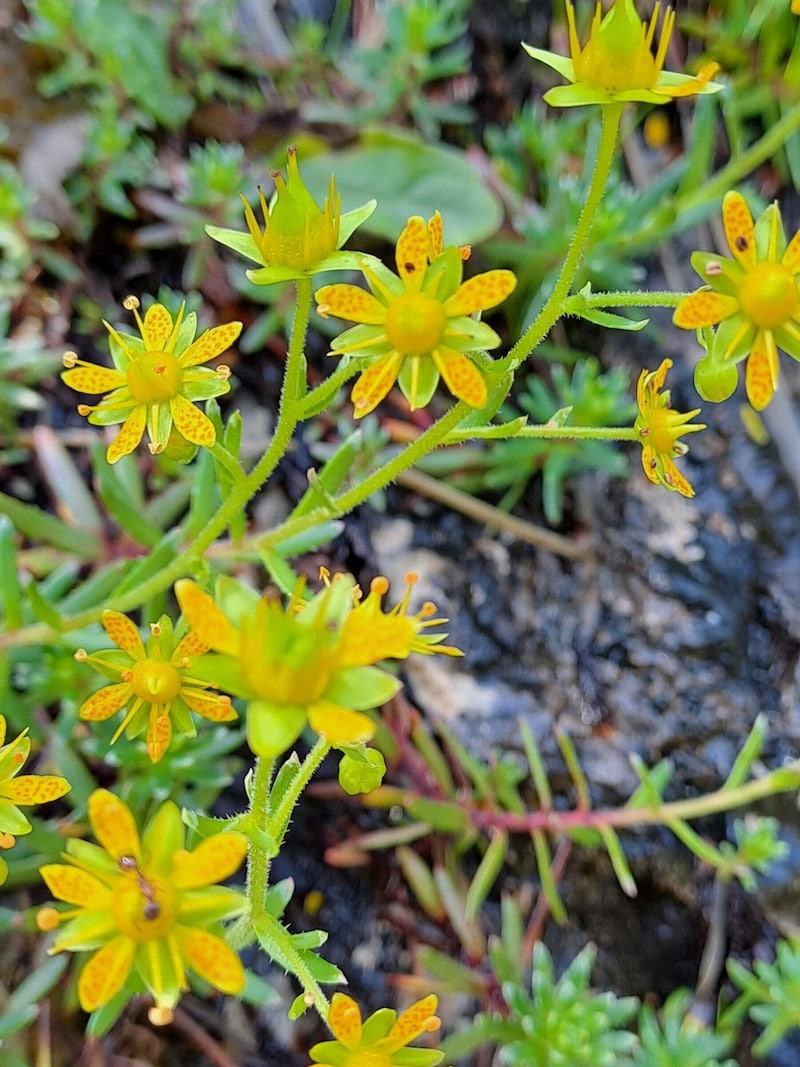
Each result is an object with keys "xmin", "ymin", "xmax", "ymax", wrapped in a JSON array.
[
  {"xmin": 398, "ymin": 355, "xmax": 439, "ymax": 410},
  {"xmin": 246, "ymin": 700, "xmax": 306, "ymax": 758},
  {"xmin": 326, "ymin": 665, "xmax": 402, "ymax": 710}
]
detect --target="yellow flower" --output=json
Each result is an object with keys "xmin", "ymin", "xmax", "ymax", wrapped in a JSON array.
[
  {"xmin": 523, "ymin": 0, "xmax": 721, "ymax": 107},
  {"xmin": 674, "ymin": 191, "xmax": 800, "ymax": 410},
  {"xmin": 316, "ymin": 211, "xmax": 516, "ymax": 417},
  {"xmin": 207, "ymin": 145, "xmax": 376, "ymax": 285},
  {"xmin": 38, "ymin": 789, "xmax": 247, "ymax": 1022},
  {"xmin": 62, "ymin": 297, "xmax": 240, "ymax": 463},
  {"xmin": 634, "ymin": 358, "xmax": 705, "ymax": 498},
  {"xmin": 0, "ymin": 715, "xmax": 70, "ymax": 886},
  {"xmin": 308, "ymin": 992, "xmax": 444, "ymax": 1067},
  {"xmin": 175, "ymin": 571, "xmax": 461, "ymax": 758},
  {"xmin": 76, "ymin": 610, "xmax": 237, "ymax": 763}
]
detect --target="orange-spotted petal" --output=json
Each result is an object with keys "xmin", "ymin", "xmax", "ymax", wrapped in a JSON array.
[
  {"xmin": 88, "ymin": 789, "xmax": 141, "ymax": 860},
  {"xmin": 172, "ymin": 832, "xmax": 248, "ymax": 888},
  {"xmin": 62, "ymin": 365, "xmax": 126, "ymax": 394},
  {"xmin": 39, "ymin": 863, "xmax": 111, "ymax": 907},
  {"xmin": 444, "ymin": 270, "xmax": 517, "ymax": 316},
  {"xmin": 723, "ymin": 191, "xmax": 756, "ymax": 269},
  {"xmin": 434, "ymin": 347, "xmax": 488, "ymax": 408},
  {"xmin": 140, "ymin": 303, "xmax": 174, "ymax": 352},
  {"xmin": 180, "ymin": 321, "xmax": 242, "ymax": 367},
  {"xmin": 660, "ymin": 454, "xmax": 695, "ymax": 498},
  {"xmin": 328, "ymin": 992, "xmax": 363, "ymax": 1050},
  {"xmin": 351, "ymin": 353, "xmax": 403, "ymax": 418},
  {"xmin": 316, "ymin": 284, "xmax": 386, "ymax": 324},
  {"xmin": 146, "ymin": 712, "xmax": 171, "ymax": 763},
  {"xmin": 175, "ymin": 928, "xmax": 245, "ymax": 994},
  {"xmin": 745, "ymin": 334, "xmax": 779, "ymax": 410},
  {"xmin": 384, "ymin": 994, "xmax": 441, "ymax": 1052},
  {"xmin": 174, "ymin": 581, "xmax": 240, "ymax": 657},
  {"xmin": 101, "ymin": 610, "xmax": 145, "ymax": 657},
  {"xmin": 783, "ymin": 227, "xmax": 800, "ymax": 275},
  {"xmin": 308, "ymin": 702, "xmax": 375, "ymax": 745},
  {"xmin": 640, "ymin": 443, "xmax": 661, "ymax": 485},
  {"xmin": 396, "ymin": 217, "xmax": 429, "ymax": 293},
  {"xmin": 172, "ymin": 630, "xmax": 210, "ymax": 660},
  {"xmin": 107, "ymin": 405, "xmax": 147, "ymax": 463},
  {"xmin": 181, "ymin": 689, "xmax": 237, "ymax": 722},
  {"xmin": 427, "ymin": 212, "xmax": 444, "ymax": 259},
  {"xmin": 170, "ymin": 393, "xmax": 216, "ymax": 447},
  {"xmin": 1, "ymin": 774, "xmax": 70, "ymax": 805},
  {"xmin": 79, "ymin": 683, "xmax": 133, "ymax": 722},
  {"xmin": 673, "ymin": 289, "xmax": 739, "ymax": 329},
  {"xmin": 78, "ymin": 936, "xmax": 136, "ymax": 1012}
]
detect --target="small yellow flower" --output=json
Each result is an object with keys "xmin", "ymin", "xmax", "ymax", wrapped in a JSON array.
[
  {"xmin": 523, "ymin": 0, "xmax": 721, "ymax": 107},
  {"xmin": 38, "ymin": 789, "xmax": 247, "ymax": 1021},
  {"xmin": 316, "ymin": 211, "xmax": 517, "ymax": 417},
  {"xmin": 175, "ymin": 571, "xmax": 461, "ymax": 759},
  {"xmin": 634, "ymin": 358, "xmax": 705, "ymax": 498},
  {"xmin": 308, "ymin": 992, "xmax": 444, "ymax": 1067},
  {"xmin": 62, "ymin": 297, "xmax": 240, "ymax": 463},
  {"xmin": 0, "ymin": 715, "xmax": 70, "ymax": 886},
  {"xmin": 207, "ymin": 145, "xmax": 376, "ymax": 285},
  {"xmin": 674, "ymin": 191, "xmax": 800, "ymax": 410},
  {"xmin": 76, "ymin": 610, "xmax": 237, "ymax": 763}
]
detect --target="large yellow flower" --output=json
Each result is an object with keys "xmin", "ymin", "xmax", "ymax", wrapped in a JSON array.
[
  {"xmin": 523, "ymin": 0, "xmax": 721, "ymax": 107},
  {"xmin": 0, "ymin": 715, "xmax": 70, "ymax": 885},
  {"xmin": 62, "ymin": 297, "xmax": 240, "ymax": 463},
  {"xmin": 634, "ymin": 359, "xmax": 705, "ymax": 498},
  {"xmin": 76, "ymin": 610, "xmax": 236, "ymax": 763},
  {"xmin": 38, "ymin": 790, "xmax": 247, "ymax": 1023},
  {"xmin": 674, "ymin": 191, "xmax": 800, "ymax": 410},
  {"xmin": 308, "ymin": 992, "xmax": 443, "ymax": 1067},
  {"xmin": 316, "ymin": 212, "xmax": 516, "ymax": 417}
]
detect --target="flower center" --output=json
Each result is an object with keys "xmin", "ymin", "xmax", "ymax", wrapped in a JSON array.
[
  {"xmin": 738, "ymin": 262, "xmax": 799, "ymax": 328},
  {"xmin": 127, "ymin": 352, "xmax": 180, "ymax": 402},
  {"xmin": 385, "ymin": 293, "xmax": 446, "ymax": 355},
  {"xmin": 112, "ymin": 866, "xmax": 175, "ymax": 941},
  {"xmin": 129, "ymin": 659, "xmax": 182, "ymax": 703}
]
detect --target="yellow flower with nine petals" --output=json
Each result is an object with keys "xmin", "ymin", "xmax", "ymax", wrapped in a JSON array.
[
  {"xmin": 175, "ymin": 571, "xmax": 461, "ymax": 759},
  {"xmin": 38, "ymin": 789, "xmax": 247, "ymax": 1023},
  {"xmin": 634, "ymin": 358, "xmax": 705, "ymax": 498},
  {"xmin": 523, "ymin": 0, "xmax": 721, "ymax": 107},
  {"xmin": 674, "ymin": 191, "xmax": 800, "ymax": 411},
  {"xmin": 62, "ymin": 297, "xmax": 240, "ymax": 463},
  {"xmin": 207, "ymin": 145, "xmax": 376, "ymax": 285},
  {"xmin": 76, "ymin": 610, "xmax": 237, "ymax": 763},
  {"xmin": 316, "ymin": 212, "xmax": 517, "ymax": 417},
  {"xmin": 0, "ymin": 715, "xmax": 70, "ymax": 886},
  {"xmin": 308, "ymin": 992, "xmax": 444, "ymax": 1067}
]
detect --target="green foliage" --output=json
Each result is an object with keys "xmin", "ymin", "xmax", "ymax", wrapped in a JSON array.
[
  {"xmin": 0, "ymin": 305, "xmax": 63, "ymax": 449},
  {"xmin": 726, "ymin": 939, "xmax": 800, "ymax": 1057}
]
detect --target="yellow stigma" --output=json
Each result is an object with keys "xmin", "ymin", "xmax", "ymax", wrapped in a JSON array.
[
  {"xmin": 385, "ymin": 293, "xmax": 446, "ymax": 355},
  {"xmin": 129, "ymin": 659, "xmax": 182, "ymax": 703},
  {"xmin": 127, "ymin": 353, "xmax": 181, "ymax": 403},
  {"xmin": 738, "ymin": 262, "xmax": 799, "ymax": 328}
]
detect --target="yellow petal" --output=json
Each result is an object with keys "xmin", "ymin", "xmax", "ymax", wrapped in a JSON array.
[
  {"xmin": 1, "ymin": 774, "xmax": 70, "ymax": 805},
  {"xmin": 640, "ymin": 443, "xmax": 661, "ymax": 485},
  {"xmin": 395, "ymin": 217, "xmax": 428, "ymax": 293},
  {"xmin": 78, "ymin": 936, "xmax": 136, "ymax": 1012},
  {"xmin": 88, "ymin": 789, "xmax": 140, "ymax": 860},
  {"xmin": 146, "ymin": 712, "xmax": 171, "ymax": 763},
  {"xmin": 350, "ymin": 354, "xmax": 403, "ymax": 418},
  {"xmin": 172, "ymin": 631, "xmax": 210, "ymax": 660},
  {"xmin": 444, "ymin": 270, "xmax": 517, "ymax": 316},
  {"xmin": 176, "ymin": 927, "xmax": 245, "ymax": 994},
  {"xmin": 434, "ymin": 348, "xmax": 487, "ymax": 408},
  {"xmin": 783, "ymin": 227, "xmax": 800, "ymax": 275},
  {"xmin": 79, "ymin": 683, "xmax": 133, "ymax": 722},
  {"xmin": 427, "ymin": 211, "xmax": 443, "ymax": 259},
  {"xmin": 673, "ymin": 289, "xmax": 738, "ymax": 329},
  {"xmin": 723, "ymin": 191, "xmax": 756, "ymax": 268},
  {"xmin": 316, "ymin": 284, "xmax": 386, "ymax": 324},
  {"xmin": 745, "ymin": 335, "xmax": 779, "ymax": 411},
  {"xmin": 172, "ymin": 832, "xmax": 247, "ymax": 888},
  {"xmin": 308, "ymin": 702, "xmax": 375, "ymax": 745},
  {"xmin": 181, "ymin": 689, "xmax": 237, "ymax": 722},
  {"xmin": 101, "ymin": 610, "xmax": 144, "ymax": 657},
  {"xmin": 40, "ymin": 863, "xmax": 111, "ymax": 907},
  {"xmin": 107, "ymin": 405, "xmax": 146, "ymax": 463},
  {"xmin": 141, "ymin": 303, "xmax": 174, "ymax": 351},
  {"xmin": 62, "ymin": 365, "xmax": 126, "ymax": 394},
  {"xmin": 328, "ymin": 992, "xmax": 363, "ymax": 1050},
  {"xmin": 169, "ymin": 394, "xmax": 216, "ymax": 447},
  {"xmin": 180, "ymin": 321, "xmax": 242, "ymax": 368},
  {"xmin": 659, "ymin": 454, "xmax": 695, "ymax": 498},
  {"xmin": 385, "ymin": 994, "xmax": 440, "ymax": 1052},
  {"xmin": 658, "ymin": 61, "xmax": 721, "ymax": 98},
  {"xmin": 174, "ymin": 581, "xmax": 240, "ymax": 657}
]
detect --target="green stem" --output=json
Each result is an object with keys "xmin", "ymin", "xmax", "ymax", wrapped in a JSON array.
[
  {"xmin": 511, "ymin": 425, "xmax": 638, "ymax": 442},
  {"xmin": 269, "ymin": 738, "xmax": 331, "ymax": 847},
  {"xmin": 254, "ymin": 908, "xmax": 331, "ymax": 1020},
  {"xmin": 580, "ymin": 290, "xmax": 687, "ymax": 309},
  {"xmin": 505, "ymin": 102, "xmax": 624, "ymax": 369},
  {"xmin": 247, "ymin": 756, "xmax": 275, "ymax": 917}
]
